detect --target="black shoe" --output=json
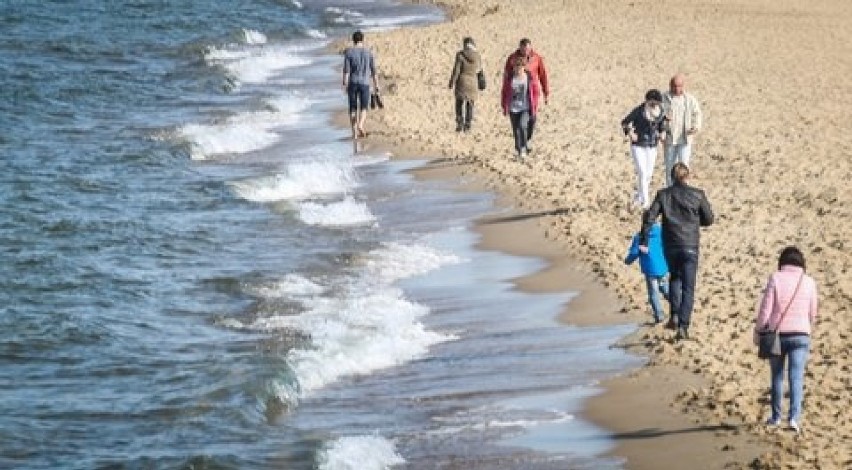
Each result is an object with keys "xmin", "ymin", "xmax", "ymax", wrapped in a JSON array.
[
  {"xmin": 455, "ymin": 124, "xmax": 463, "ymax": 132},
  {"xmin": 675, "ymin": 327, "xmax": 689, "ymax": 341},
  {"xmin": 463, "ymin": 124, "xmax": 471, "ymax": 132},
  {"xmin": 664, "ymin": 319, "xmax": 677, "ymax": 330}
]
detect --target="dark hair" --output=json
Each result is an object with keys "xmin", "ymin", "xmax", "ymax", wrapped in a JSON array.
[
  {"xmin": 352, "ymin": 30, "xmax": 364, "ymax": 43},
  {"xmin": 778, "ymin": 246, "xmax": 806, "ymax": 270},
  {"xmin": 645, "ymin": 89, "xmax": 663, "ymax": 102},
  {"xmin": 519, "ymin": 38, "xmax": 531, "ymax": 47},
  {"xmin": 671, "ymin": 162, "xmax": 690, "ymax": 184},
  {"xmin": 463, "ymin": 36, "xmax": 475, "ymax": 47}
]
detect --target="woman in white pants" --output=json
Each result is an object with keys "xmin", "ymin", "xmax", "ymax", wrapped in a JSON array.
[{"xmin": 621, "ymin": 89, "xmax": 667, "ymax": 208}]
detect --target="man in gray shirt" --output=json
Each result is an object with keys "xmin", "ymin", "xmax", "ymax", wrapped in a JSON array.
[{"xmin": 342, "ymin": 30, "xmax": 379, "ymax": 140}]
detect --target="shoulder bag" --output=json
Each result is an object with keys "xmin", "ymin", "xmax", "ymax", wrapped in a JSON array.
[{"xmin": 757, "ymin": 273, "xmax": 804, "ymax": 359}]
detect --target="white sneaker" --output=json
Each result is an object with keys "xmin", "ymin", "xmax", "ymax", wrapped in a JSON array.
[
  {"xmin": 789, "ymin": 419, "xmax": 800, "ymax": 433},
  {"xmin": 518, "ymin": 150, "xmax": 527, "ymax": 159}
]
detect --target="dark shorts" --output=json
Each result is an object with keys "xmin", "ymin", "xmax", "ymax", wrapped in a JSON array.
[{"xmin": 347, "ymin": 83, "xmax": 371, "ymax": 113}]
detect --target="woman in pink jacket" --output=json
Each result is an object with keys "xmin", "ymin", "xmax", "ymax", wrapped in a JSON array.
[{"xmin": 753, "ymin": 246, "xmax": 818, "ymax": 433}]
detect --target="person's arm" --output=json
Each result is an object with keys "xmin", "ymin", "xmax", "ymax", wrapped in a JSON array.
[
  {"xmin": 755, "ymin": 276, "xmax": 776, "ymax": 334},
  {"xmin": 538, "ymin": 56, "xmax": 549, "ymax": 102},
  {"xmin": 689, "ymin": 94, "xmax": 702, "ymax": 134},
  {"xmin": 640, "ymin": 195, "xmax": 661, "ymax": 246},
  {"xmin": 342, "ymin": 50, "xmax": 350, "ymax": 89},
  {"xmin": 624, "ymin": 235, "xmax": 640, "ymax": 264},
  {"xmin": 370, "ymin": 53, "xmax": 379, "ymax": 92},
  {"xmin": 698, "ymin": 190, "xmax": 714, "ymax": 227},
  {"xmin": 621, "ymin": 107, "xmax": 639, "ymax": 142},
  {"xmin": 449, "ymin": 53, "xmax": 461, "ymax": 89},
  {"xmin": 809, "ymin": 278, "xmax": 818, "ymax": 325}
]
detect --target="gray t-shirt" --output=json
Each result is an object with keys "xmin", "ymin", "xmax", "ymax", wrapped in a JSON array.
[
  {"xmin": 343, "ymin": 46, "xmax": 375, "ymax": 86},
  {"xmin": 509, "ymin": 76, "xmax": 529, "ymax": 113}
]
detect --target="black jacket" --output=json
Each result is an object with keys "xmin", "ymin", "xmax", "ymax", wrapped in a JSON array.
[
  {"xmin": 641, "ymin": 182, "xmax": 714, "ymax": 249},
  {"xmin": 621, "ymin": 104, "xmax": 666, "ymax": 147}
]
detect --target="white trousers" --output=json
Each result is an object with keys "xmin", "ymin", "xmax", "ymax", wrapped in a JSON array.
[
  {"xmin": 630, "ymin": 145, "xmax": 657, "ymax": 209},
  {"xmin": 664, "ymin": 143, "xmax": 692, "ymax": 187}
]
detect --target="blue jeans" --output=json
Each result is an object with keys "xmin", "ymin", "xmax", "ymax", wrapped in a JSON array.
[
  {"xmin": 768, "ymin": 334, "xmax": 810, "ymax": 422},
  {"xmin": 645, "ymin": 275, "xmax": 669, "ymax": 322},
  {"xmin": 665, "ymin": 247, "xmax": 698, "ymax": 329}
]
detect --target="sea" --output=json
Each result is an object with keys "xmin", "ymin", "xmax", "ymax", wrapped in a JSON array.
[{"xmin": 0, "ymin": 1, "xmax": 643, "ymax": 468}]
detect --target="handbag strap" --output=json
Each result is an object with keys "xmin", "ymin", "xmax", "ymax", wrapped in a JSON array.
[{"xmin": 769, "ymin": 272, "xmax": 805, "ymax": 333}]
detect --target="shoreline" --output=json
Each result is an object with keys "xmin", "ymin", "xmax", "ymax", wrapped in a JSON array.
[{"xmin": 360, "ymin": 0, "xmax": 852, "ymax": 468}]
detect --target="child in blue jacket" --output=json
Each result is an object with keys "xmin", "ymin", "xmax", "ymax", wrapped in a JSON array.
[{"xmin": 624, "ymin": 222, "xmax": 669, "ymax": 323}]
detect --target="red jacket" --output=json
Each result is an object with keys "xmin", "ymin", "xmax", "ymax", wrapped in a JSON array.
[
  {"xmin": 503, "ymin": 49, "xmax": 549, "ymax": 99},
  {"xmin": 501, "ymin": 71, "xmax": 541, "ymax": 116}
]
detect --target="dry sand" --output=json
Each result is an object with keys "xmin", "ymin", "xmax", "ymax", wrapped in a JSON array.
[{"xmin": 355, "ymin": 0, "xmax": 851, "ymax": 468}]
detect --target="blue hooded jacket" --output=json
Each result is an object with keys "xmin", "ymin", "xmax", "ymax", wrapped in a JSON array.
[{"xmin": 625, "ymin": 223, "xmax": 668, "ymax": 277}]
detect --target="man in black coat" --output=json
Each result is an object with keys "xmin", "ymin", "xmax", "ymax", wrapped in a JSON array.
[{"xmin": 640, "ymin": 163, "xmax": 714, "ymax": 340}]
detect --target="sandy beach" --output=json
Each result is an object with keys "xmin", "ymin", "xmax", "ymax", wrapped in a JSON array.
[{"xmin": 358, "ymin": 0, "xmax": 852, "ymax": 468}]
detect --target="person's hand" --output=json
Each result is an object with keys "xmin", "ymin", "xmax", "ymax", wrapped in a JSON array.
[
  {"xmin": 628, "ymin": 131, "xmax": 638, "ymax": 143},
  {"xmin": 638, "ymin": 245, "xmax": 649, "ymax": 254}
]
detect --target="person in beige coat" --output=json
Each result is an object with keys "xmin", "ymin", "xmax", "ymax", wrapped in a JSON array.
[
  {"xmin": 662, "ymin": 73, "xmax": 703, "ymax": 186},
  {"xmin": 448, "ymin": 37, "xmax": 482, "ymax": 132}
]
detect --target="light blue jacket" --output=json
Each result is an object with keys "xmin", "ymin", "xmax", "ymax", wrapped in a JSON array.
[{"xmin": 625, "ymin": 223, "xmax": 668, "ymax": 277}]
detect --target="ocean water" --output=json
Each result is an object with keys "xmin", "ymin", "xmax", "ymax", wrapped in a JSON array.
[{"xmin": 0, "ymin": 1, "xmax": 641, "ymax": 468}]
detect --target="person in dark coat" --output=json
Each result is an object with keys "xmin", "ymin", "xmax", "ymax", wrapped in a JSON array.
[
  {"xmin": 448, "ymin": 37, "xmax": 482, "ymax": 132},
  {"xmin": 640, "ymin": 162, "xmax": 714, "ymax": 341}
]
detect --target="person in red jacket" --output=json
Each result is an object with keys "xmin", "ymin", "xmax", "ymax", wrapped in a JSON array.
[
  {"xmin": 501, "ymin": 57, "xmax": 541, "ymax": 159},
  {"xmin": 503, "ymin": 38, "xmax": 549, "ymax": 146}
]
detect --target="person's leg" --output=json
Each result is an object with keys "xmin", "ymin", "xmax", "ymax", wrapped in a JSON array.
[
  {"xmin": 677, "ymin": 248, "xmax": 699, "ymax": 332},
  {"xmin": 768, "ymin": 353, "xmax": 785, "ymax": 423},
  {"xmin": 347, "ymin": 84, "xmax": 359, "ymax": 139},
  {"xmin": 518, "ymin": 111, "xmax": 530, "ymax": 154},
  {"xmin": 646, "ymin": 275, "xmax": 664, "ymax": 322},
  {"xmin": 679, "ymin": 143, "xmax": 692, "ymax": 168},
  {"xmin": 454, "ymin": 98, "xmax": 464, "ymax": 132},
  {"xmin": 663, "ymin": 144, "xmax": 677, "ymax": 187},
  {"xmin": 659, "ymin": 275, "xmax": 670, "ymax": 301},
  {"xmin": 786, "ymin": 335, "xmax": 810, "ymax": 425},
  {"xmin": 464, "ymin": 100, "xmax": 474, "ymax": 131},
  {"xmin": 630, "ymin": 146, "xmax": 644, "ymax": 206},
  {"xmin": 356, "ymin": 84, "xmax": 370, "ymax": 137},
  {"xmin": 526, "ymin": 114, "xmax": 537, "ymax": 142},
  {"xmin": 665, "ymin": 249, "xmax": 682, "ymax": 328},
  {"xmin": 640, "ymin": 146, "xmax": 656, "ymax": 208},
  {"xmin": 509, "ymin": 112, "xmax": 523, "ymax": 155}
]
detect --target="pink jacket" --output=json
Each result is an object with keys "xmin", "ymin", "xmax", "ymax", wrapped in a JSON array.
[{"xmin": 754, "ymin": 265, "xmax": 818, "ymax": 335}]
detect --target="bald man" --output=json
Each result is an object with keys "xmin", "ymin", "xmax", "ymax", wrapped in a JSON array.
[{"xmin": 662, "ymin": 74, "xmax": 703, "ymax": 186}]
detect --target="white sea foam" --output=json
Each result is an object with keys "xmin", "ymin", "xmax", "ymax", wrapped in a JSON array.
[
  {"xmin": 304, "ymin": 28, "xmax": 327, "ymax": 39},
  {"xmin": 244, "ymin": 274, "xmax": 326, "ymax": 299},
  {"xmin": 363, "ymin": 242, "xmax": 464, "ymax": 285},
  {"xmin": 297, "ymin": 197, "xmax": 376, "ymax": 227},
  {"xmin": 178, "ymin": 91, "xmax": 312, "ymax": 159},
  {"xmin": 242, "ymin": 29, "xmax": 267, "ymax": 45},
  {"xmin": 317, "ymin": 435, "xmax": 405, "ymax": 470},
  {"xmin": 251, "ymin": 288, "xmax": 449, "ymax": 393},
  {"xmin": 205, "ymin": 44, "xmax": 310, "ymax": 86},
  {"xmin": 229, "ymin": 161, "xmax": 357, "ymax": 202},
  {"xmin": 231, "ymin": 243, "xmax": 461, "ymax": 400}
]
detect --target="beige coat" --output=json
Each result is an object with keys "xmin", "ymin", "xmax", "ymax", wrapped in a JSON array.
[{"xmin": 449, "ymin": 48, "xmax": 482, "ymax": 101}]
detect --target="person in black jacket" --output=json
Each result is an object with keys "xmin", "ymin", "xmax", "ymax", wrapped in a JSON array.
[
  {"xmin": 640, "ymin": 162, "xmax": 714, "ymax": 340},
  {"xmin": 621, "ymin": 89, "xmax": 667, "ymax": 209}
]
